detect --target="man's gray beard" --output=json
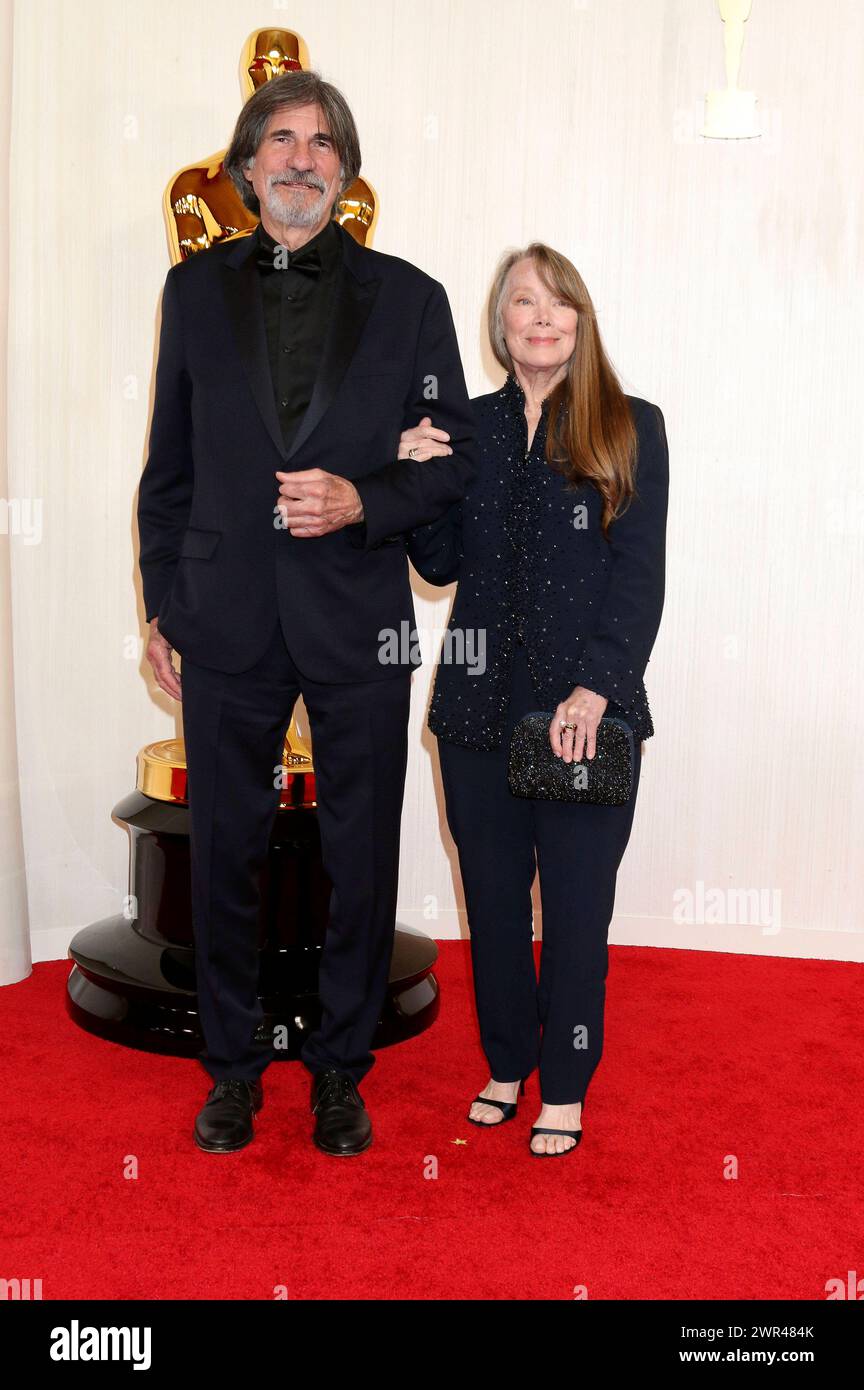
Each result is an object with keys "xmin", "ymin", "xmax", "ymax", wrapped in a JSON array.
[{"xmin": 264, "ymin": 179, "xmax": 331, "ymax": 229}]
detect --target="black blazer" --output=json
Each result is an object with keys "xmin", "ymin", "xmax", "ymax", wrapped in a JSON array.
[
  {"xmin": 137, "ymin": 221, "xmax": 478, "ymax": 681},
  {"xmin": 406, "ymin": 375, "xmax": 669, "ymax": 747}
]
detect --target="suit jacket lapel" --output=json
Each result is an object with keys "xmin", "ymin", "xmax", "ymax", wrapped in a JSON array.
[
  {"xmin": 286, "ymin": 252, "xmax": 380, "ymax": 464},
  {"xmin": 220, "ymin": 235, "xmax": 287, "ymax": 460},
  {"xmin": 219, "ymin": 222, "xmax": 382, "ymax": 465}
]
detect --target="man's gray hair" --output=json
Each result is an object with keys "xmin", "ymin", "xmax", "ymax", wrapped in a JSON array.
[{"xmin": 224, "ymin": 71, "xmax": 362, "ymax": 215}]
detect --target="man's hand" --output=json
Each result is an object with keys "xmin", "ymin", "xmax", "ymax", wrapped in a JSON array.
[
  {"xmin": 145, "ymin": 619, "xmax": 182, "ymax": 701},
  {"xmin": 550, "ymin": 685, "xmax": 609, "ymax": 763},
  {"xmin": 274, "ymin": 468, "xmax": 364, "ymax": 537}
]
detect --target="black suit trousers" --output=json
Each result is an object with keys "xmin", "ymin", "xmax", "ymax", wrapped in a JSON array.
[
  {"xmin": 437, "ymin": 642, "xmax": 642, "ymax": 1105},
  {"xmin": 180, "ymin": 612, "xmax": 411, "ymax": 1084}
]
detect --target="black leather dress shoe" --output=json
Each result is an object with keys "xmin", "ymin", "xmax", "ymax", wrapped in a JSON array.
[
  {"xmin": 311, "ymin": 1069, "xmax": 372, "ymax": 1156},
  {"xmin": 194, "ymin": 1078, "xmax": 263, "ymax": 1153}
]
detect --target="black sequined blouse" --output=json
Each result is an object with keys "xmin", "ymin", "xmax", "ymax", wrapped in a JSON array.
[{"xmin": 406, "ymin": 372, "xmax": 669, "ymax": 750}]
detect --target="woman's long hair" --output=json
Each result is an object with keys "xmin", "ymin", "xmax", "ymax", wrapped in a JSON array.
[{"xmin": 487, "ymin": 243, "xmax": 638, "ymax": 535}]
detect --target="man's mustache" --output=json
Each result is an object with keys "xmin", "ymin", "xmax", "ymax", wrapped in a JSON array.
[{"xmin": 269, "ymin": 174, "xmax": 326, "ymax": 193}]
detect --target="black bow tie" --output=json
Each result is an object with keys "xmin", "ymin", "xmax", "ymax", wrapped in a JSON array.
[{"xmin": 256, "ymin": 240, "xmax": 321, "ymax": 279}]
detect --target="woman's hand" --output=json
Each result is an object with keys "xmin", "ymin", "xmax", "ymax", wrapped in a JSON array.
[
  {"xmin": 398, "ymin": 415, "xmax": 453, "ymax": 461},
  {"xmin": 550, "ymin": 686, "xmax": 609, "ymax": 763}
]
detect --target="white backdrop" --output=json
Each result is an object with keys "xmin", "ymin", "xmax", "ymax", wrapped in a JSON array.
[{"xmin": 2, "ymin": 0, "xmax": 862, "ymax": 976}]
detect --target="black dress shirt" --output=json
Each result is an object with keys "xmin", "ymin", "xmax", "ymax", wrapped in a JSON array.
[{"xmin": 256, "ymin": 217, "xmax": 343, "ymax": 452}]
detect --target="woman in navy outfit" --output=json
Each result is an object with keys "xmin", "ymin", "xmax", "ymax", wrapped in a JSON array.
[{"xmin": 404, "ymin": 243, "xmax": 669, "ymax": 1155}]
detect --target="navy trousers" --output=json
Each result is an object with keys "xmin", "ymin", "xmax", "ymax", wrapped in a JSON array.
[
  {"xmin": 179, "ymin": 614, "xmax": 411, "ymax": 1085},
  {"xmin": 437, "ymin": 642, "xmax": 643, "ymax": 1105}
]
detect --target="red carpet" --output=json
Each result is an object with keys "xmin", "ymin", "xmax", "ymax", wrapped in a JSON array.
[{"xmin": 1, "ymin": 942, "xmax": 861, "ymax": 1301}]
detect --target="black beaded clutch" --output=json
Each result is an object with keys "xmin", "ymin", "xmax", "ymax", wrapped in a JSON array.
[{"xmin": 508, "ymin": 711, "xmax": 635, "ymax": 806}]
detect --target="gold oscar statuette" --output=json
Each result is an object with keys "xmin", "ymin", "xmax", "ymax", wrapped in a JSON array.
[
  {"xmin": 144, "ymin": 28, "xmax": 379, "ymax": 805},
  {"xmin": 163, "ymin": 28, "xmax": 379, "ymax": 260}
]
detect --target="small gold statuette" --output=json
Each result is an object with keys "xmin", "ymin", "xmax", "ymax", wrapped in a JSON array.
[{"xmin": 702, "ymin": 0, "xmax": 761, "ymax": 140}]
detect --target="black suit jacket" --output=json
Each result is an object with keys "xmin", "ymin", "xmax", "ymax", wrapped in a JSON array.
[{"xmin": 137, "ymin": 221, "xmax": 478, "ymax": 680}]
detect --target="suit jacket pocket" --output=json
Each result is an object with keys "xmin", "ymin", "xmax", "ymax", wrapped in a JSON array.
[{"xmin": 180, "ymin": 527, "xmax": 222, "ymax": 559}]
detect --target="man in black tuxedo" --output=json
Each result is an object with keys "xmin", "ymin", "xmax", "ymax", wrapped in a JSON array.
[{"xmin": 137, "ymin": 71, "xmax": 476, "ymax": 1156}]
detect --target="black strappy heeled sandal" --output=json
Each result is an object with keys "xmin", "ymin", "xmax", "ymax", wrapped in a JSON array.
[
  {"xmin": 466, "ymin": 1077, "xmax": 527, "ymax": 1126},
  {"xmin": 529, "ymin": 1097, "xmax": 585, "ymax": 1156}
]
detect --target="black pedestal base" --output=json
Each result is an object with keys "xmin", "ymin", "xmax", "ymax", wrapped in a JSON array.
[
  {"xmin": 67, "ymin": 916, "xmax": 438, "ymax": 1059},
  {"xmin": 65, "ymin": 788, "xmax": 439, "ymax": 1060}
]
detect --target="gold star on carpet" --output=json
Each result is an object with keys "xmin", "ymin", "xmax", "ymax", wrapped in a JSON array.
[{"xmin": 452, "ymin": 1138, "xmax": 468, "ymax": 1145}]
